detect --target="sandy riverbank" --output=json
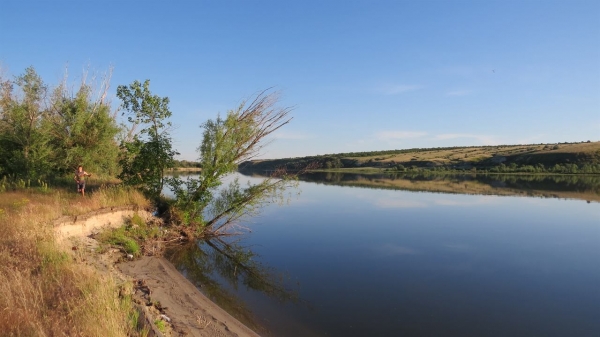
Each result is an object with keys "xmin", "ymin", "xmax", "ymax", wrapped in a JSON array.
[
  {"xmin": 119, "ymin": 257, "xmax": 260, "ymax": 337},
  {"xmin": 54, "ymin": 208, "xmax": 260, "ymax": 337}
]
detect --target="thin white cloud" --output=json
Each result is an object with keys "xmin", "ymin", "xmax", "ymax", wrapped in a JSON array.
[
  {"xmin": 434, "ymin": 133, "xmax": 499, "ymax": 145},
  {"xmin": 445, "ymin": 89, "xmax": 472, "ymax": 97},
  {"xmin": 378, "ymin": 84, "xmax": 423, "ymax": 95},
  {"xmin": 376, "ymin": 131, "xmax": 428, "ymax": 140}
]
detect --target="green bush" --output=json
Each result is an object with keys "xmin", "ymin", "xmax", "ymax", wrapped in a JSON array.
[{"xmin": 99, "ymin": 226, "xmax": 141, "ymax": 256}]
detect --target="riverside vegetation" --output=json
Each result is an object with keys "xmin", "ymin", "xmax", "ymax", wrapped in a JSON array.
[
  {"xmin": 239, "ymin": 141, "xmax": 600, "ymax": 175},
  {"xmin": 0, "ymin": 180, "xmax": 150, "ymax": 336},
  {"xmin": 0, "ymin": 66, "xmax": 298, "ymax": 336},
  {"xmin": 0, "ymin": 66, "xmax": 297, "ymax": 236}
]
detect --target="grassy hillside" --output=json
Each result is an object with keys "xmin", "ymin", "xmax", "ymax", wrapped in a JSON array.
[{"xmin": 239, "ymin": 141, "xmax": 600, "ymax": 174}]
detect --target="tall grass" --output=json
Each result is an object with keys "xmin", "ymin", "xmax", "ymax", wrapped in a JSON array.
[{"xmin": 0, "ymin": 183, "xmax": 149, "ymax": 336}]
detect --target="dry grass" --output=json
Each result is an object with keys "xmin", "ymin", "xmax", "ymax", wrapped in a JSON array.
[
  {"xmin": 0, "ymin": 185, "xmax": 149, "ymax": 336},
  {"xmin": 348, "ymin": 142, "xmax": 600, "ymax": 166}
]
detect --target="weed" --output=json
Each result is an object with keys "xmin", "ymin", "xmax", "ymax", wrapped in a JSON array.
[
  {"xmin": 128, "ymin": 307, "xmax": 140, "ymax": 330},
  {"xmin": 100, "ymin": 227, "xmax": 141, "ymax": 256},
  {"xmin": 154, "ymin": 319, "xmax": 166, "ymax": 333},
  {"xmin": 39, "ymin": 243, "xmax": 69, "ymax": 269},
  {"xmin": 140, "ymin": 327, "xmax": 151, "ymax": 337},
  {"xmin": 131, "ymin": 212, "xmax": 145, "ymax": 227},
  {"xmin": 98, "ymin": 212, "xmax": 167, "ymax": 257}
]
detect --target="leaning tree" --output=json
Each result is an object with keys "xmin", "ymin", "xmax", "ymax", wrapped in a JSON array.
[{"xmin": 168, "ymin": 90, "xmax": 299, "ymax": 235}]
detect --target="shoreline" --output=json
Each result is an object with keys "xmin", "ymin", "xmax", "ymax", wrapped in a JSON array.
[
  {"xmin": 167, "ymin": 167, "xmax": 202, "ymax": 172},
  {"xmin": 54, "ymin": 207, "xmax": 261, "ymax": 337},
  {"xmin": 119, "ymin": 256, "xmax": 261, "ymax": 337}
]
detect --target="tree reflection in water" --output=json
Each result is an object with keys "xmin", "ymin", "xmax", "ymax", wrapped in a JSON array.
[
  {"xmin": 165, "ymin": 238, "xmax": 300, "ymax": 335},
  {"xmin": 297, "ymin": 172, "xmax": 600, "ymax": 202}
]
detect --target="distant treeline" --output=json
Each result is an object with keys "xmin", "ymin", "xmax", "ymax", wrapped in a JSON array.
[
  {"xmin": 389, "ymin": 162, "xmax": 600, "ymax": 174},
  {"xmin": 173, "ymin": 159, "xmax": 201, "ymax": 168},
  {"xmin": 239, "ymin": 142, "xmax": 600, "ymax": 174}
]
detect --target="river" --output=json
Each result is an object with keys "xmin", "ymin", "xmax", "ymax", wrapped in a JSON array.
[{"xmin": 165, "ymin": 172, "xmax": 600, "ymax": 337}]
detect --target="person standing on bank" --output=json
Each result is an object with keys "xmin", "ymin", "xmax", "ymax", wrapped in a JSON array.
[{"xmin": 74, "ymin": 165, "xmax": 92, "ymax": 196}]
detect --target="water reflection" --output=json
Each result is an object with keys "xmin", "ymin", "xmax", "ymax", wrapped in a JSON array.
[
  {"xmin": 165, "ymin": 238, "xmax": 300, "ymax": 335},
  {"xmin": 296, "ymin": 172, "xmax": 600, "ymax": 202},
  {"xmin": 166, "ymin": 172, "xmax": 600, "ymax": 336}
]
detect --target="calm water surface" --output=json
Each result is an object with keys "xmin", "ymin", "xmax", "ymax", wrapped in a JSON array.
[{"xmin": 166, "ymin": 173, "xmax": 600, "ymax": 337}]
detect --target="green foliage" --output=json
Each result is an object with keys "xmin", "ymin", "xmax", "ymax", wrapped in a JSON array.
[
  {"xmin": 127, "ymin": 309, "xmax": 140, "ymax": 333},
  {"xmin": 486, "ymin": 162, "xmax": 600, "ymax": 174},
  {"xmin": 168, "ymin": 90, "xmax": 296, "ymax": 233},
  {"xmin": 117, "ymin": 80, "xmax": 178, "ymax": 199},
  {"xmin": 103, "ymin": 228, "xmax": 140, "ymax": 255},
  {"xmin": 99, "ymin": 225, "xmax": 141, "ymax": 256},
  {"xmin": 323, "ymin": 156, "xmax": 342, "ymax": 169},
  {"xmin": 0, "ymin": 66, "xmax": 121, "ymax": 180},
  {"xmin": 173, "ymin": 159, "xmax": 201, "ymax": 168},
  {"xmin": 130, "ymin": 213, "xmax": 144, "ymax": 227},
  {"xmin": 0, "ymin": 67, "xmax": 53, "ymax": 179},
  {"xmin": 47, "ymin": 80, "xmax": 120, "ymax": 175},
  {"xmin": 0, "ymin": 174, "xmax": 52, "ymax": 193},
  {"xmin": 98, "ymin": 212, "xmax": 165, "ymax": 257},
  {"xmin": 154, "ymin": 319, "xmax": 166, "ymax": 333}
]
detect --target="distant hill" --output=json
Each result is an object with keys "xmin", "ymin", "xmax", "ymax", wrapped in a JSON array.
[{"xmin": 239, "ymin": 141, "xmax": 600, "ymax": 174}]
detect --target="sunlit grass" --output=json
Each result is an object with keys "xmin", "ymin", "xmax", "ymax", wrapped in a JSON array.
[{"xmin": 0, "ymin": 183, "xmax": 149, "ymax": 336}]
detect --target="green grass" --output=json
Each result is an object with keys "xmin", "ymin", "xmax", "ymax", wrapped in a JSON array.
[
  {"xmin": 97, "ymin": 211, "xmax": 166, "ymax": 257},
  {"xmin": 154, "ymin": 319, "xmax": 166, "ymax": 333},
  {"xmin": 99, "ymin": 225, "xmax": 141, "ymax": 256}
]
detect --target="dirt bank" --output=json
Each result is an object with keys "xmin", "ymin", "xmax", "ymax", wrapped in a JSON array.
[{"xmin": 54, "ymin": 207, "xmax": 260, "ymax": 337}]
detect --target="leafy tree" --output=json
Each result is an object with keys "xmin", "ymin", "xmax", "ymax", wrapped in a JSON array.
[
  {"xmin": 0, "ymin": 66, "xmax": 123, "ymax": 180},
  {"xmin": 46, "ymin": 71, "xmax": 120, "ymax": 175},
  {"xmin": 0, "ymin": 67, "xmax": 53, "ymax": 178},
  {"xmin": 168, "ymin": 90, "xmax": 297, "ymax": 234},
  {"xmin": 117, "ymin": 80, "xmax": 178, "ymax": 198},
  {"xmin": 323, "ymin": 156, "xmax": 342, "ymax": 169}
]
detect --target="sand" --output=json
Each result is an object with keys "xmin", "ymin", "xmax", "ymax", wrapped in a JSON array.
[
  {"xmin": 54, "ymin": 207, "xmax": 260, "ymax": 337},
  {"xmin": 119, "ymin": 257, "xmax": 260, "ymax": 337}
]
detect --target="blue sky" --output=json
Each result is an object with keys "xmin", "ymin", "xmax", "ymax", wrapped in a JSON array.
[{"xmin": 1, "ymin": 0, "xmax": 598, "ymax": 160}]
